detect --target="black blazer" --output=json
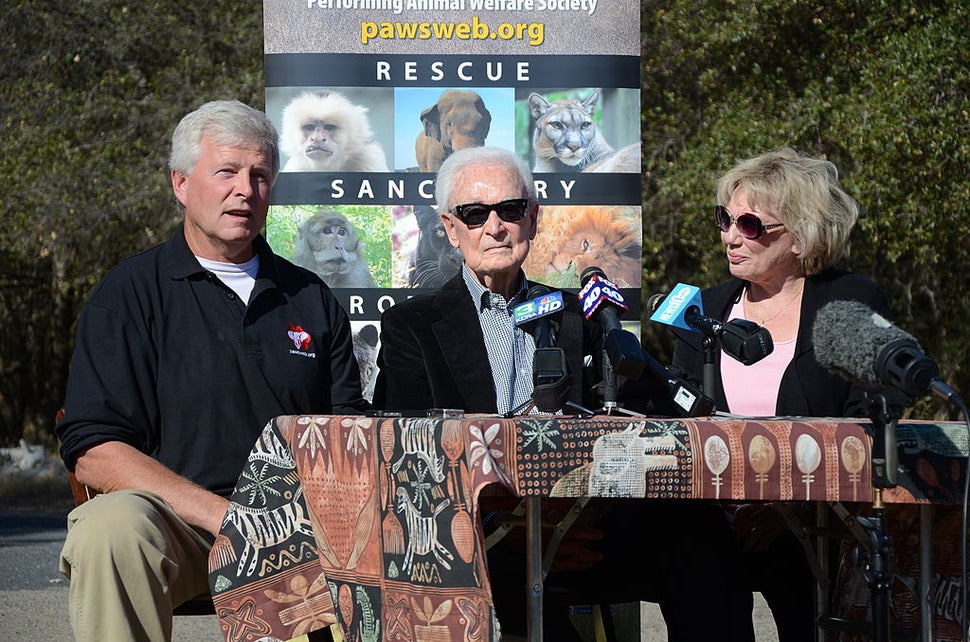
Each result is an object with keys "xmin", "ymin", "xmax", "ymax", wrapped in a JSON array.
[
  {"xmin": 373, "ymin": 272, "xmax": 603, "ymax": 413},
  {"xmin": 670, "ymin": 268, "xmax": 890, "ymax": 418}
]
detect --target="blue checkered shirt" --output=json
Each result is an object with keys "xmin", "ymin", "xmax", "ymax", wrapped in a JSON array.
[{"xmin": 461, "ymin": 266, "xmax": 536, "ymax": 414}]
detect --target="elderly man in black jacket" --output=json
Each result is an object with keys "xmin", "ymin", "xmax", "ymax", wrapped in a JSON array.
[{"xmin": 373, "ymin": 146, "xmax": 755, "ymax": 642}]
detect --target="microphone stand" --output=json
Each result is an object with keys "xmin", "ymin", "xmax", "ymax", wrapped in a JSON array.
[
  {"xmin": 853, "ymin": 508, "xmax": 893, "ymax": 642},
  {"xmin": 505, "ymin": 362, "xmax": 594, "ymax": 642},
  {"xmin": 508, "ymin": 346, "xmax": 596, "ymax": 418},
  {"xmin": 852, "ymin": 390, "xmax": 904, "ymax": 642},
  {"xmin": 868, "ymin": 391, "xmax": 901, "ymax": 491},
  {"xmin": 697, "ymin": 320, "xmax": 772, "ymax": 399},
  {"xmin": 508, "ymin": 397, "xmax": 596, "ymax": 417},
  {"xmin": 593, "ymin": 349, "xmax": 646, "ymax": 417},
  {"xmin": 599, "ymin": 347, "xmax": 619, "ymax": 414},
  {"xmin": 702, "ymin": 336, "xmax": 718, "ymax": 399}
]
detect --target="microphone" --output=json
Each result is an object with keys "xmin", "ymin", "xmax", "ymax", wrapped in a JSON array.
[
  {"xmin": 578, "ymin": 267, "xmax": 649, "ymax": 379},
  {"xmin": 513, "ymin": 285, "xmax": 571, "ymax": 412},
  {"xmin": 718, "ymin": 320, "xmax": 775, "ymax": 366},
  {"xmin": 646, "ymin": 291, "xmax": 668, "ymax": 315},
  {"xmin": 513, "ymin": 285, "xmax": 565, "ymax": 348},
  {"xmin": 645, "ymin": 290, "xmax": 715, "ymax": 416},
  {"xmin": 661, "ymin": 368, "xmax": 715, "ymax": 417},
  {"xmin": 813, "ymin": 300, "xmax": 962, "ymax": 404},
  {"xmin": 578, "ymin": 268, "xmax": 712, "ymax": 415},
  {"xmin": 649, "ymin": 283, "xmax": 774, "ymax": 366}
]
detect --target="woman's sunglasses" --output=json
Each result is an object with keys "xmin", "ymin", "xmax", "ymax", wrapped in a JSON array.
[
  {"xmin": 453, "ymin": 198, "xmax": 530, "ymax": 227},
  {"xmin": 714, "ymin": 205, "xmax": 785, "ymax": 240}
]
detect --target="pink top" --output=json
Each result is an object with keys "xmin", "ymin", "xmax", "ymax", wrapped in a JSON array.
[{"xmin": 720, "ymin": 298, "xmax": 797, "ymax": 417}]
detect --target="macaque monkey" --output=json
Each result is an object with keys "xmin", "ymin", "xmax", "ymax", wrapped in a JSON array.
[
  {"xmin": 280, "ymin": 91, "xmax": 389, "ymax": 172},
  {"xmin": 291, "ymin": 211, "xmax": 376, "ymax": 288}
]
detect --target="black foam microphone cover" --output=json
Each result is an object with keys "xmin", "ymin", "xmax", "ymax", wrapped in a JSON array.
[
  {"xmin": 532, "ymin": 347, "xmax": 571, "ymax": 412},
  {"xmin": 718, "ymin": 319, "xmax": 774, "ymax": 366}
]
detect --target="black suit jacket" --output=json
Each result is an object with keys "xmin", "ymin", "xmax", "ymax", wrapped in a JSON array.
[
  {"xmin": 669, "ymin": 268, "xmax": 890, "ymax": 418},
  {"xmin": 373, "ymin": 272, "xmax": 603, "ymax": 413}
]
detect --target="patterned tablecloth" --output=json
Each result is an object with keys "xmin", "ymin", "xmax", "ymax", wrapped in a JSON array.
[{"xmin": 206, "ymin": 414, "xmax": 967, "ymax": 642}]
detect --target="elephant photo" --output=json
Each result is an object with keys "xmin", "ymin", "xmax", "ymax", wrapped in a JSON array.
[{"xmin": 414, "ymin": 89, "xmax": 492, "ymax": 172}]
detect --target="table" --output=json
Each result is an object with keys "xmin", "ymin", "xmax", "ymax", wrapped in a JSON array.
[{"xmin": 206, "ymin": 414, "xmax": 968, "ymax": 642}]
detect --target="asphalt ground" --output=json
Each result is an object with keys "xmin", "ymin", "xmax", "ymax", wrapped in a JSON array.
[{"xmin": 0, "ymin": 496, "xmax": 223, "ymax": 641}]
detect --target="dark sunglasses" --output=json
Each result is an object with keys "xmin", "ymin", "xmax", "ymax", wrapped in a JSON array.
[
  {"xmin": 453, "ymin": 198, "xmax": 530, "ymax": 227},
  {"xmin": 714, "ymin": 205, "xmax": 785, "ymax": 240}
]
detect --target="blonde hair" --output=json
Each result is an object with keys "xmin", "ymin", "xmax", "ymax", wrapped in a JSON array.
[{"xmin": 716, "ymin": 147, "xmax": 858, "ymax": 276}]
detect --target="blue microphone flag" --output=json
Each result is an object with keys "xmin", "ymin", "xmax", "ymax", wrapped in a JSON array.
[{"xmin": 650, "ymin": 283, "xmax": 704, "ymax": 331}]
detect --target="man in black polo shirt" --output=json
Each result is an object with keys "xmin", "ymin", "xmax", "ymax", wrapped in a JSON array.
[{"xmin": 55, "ymin": 100, "xmax": 366, "ymax": 641}]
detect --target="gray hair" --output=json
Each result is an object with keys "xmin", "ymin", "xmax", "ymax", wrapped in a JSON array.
[
  {"xmin": 716, "ymin": 147, "xmax": 859, "ymax": 276},
  {"xmin": 435, "ymin": 146, "xmax": 536, "ymax": 212},
  {"xmin": 169, "ymin": 100, "xmax": 280, "ymax": 182}
]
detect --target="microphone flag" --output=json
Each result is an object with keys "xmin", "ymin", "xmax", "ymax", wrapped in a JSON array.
[
  {"xmin": 649, "ymin": 283, "xmax": 704, "ymax": 331},
  {"xmin": 512, "ymin": 290, "xmax": 565, "ymax": 327},
  {"xmin": 578, "ymin": 271, "xmax": 627, "ymax": 321}
]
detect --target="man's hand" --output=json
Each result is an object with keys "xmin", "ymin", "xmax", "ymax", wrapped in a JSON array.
[{"xmin": 74, "ymin": 441, "xmax": 230, "ymax": 537}]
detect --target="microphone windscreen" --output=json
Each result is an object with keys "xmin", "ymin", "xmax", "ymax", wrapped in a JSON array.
[
  {"xmin": 812, "ymin": 300, "xmax": 915, "ymax": 386},
  {"xmin": 579, "ymin": 266, "xmax": 606, "ymax": 288},
  {"xmin": 526, "ymin": 284, "xmax": 551, "ymax": 299},
  {"xmin": 646, "ymin": 292, "xmax": 667, "ymax": 314}
]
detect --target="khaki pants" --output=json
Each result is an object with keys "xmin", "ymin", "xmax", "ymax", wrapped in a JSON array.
[{"xmin": 59, "ymin": 489, "xmax": 213, "ymax": 642}]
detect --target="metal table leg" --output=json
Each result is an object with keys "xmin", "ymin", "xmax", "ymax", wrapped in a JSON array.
[
  {"xmin": 816, "ymin": 504, "xmax": 830, "ymax": 642},
  {"xmin": 527, "ymin": 497, "xmax": 543, "ymax": 641},
  {"xmin": 920, "ymin": 504, "xmax": 934, "ymax": 641}
]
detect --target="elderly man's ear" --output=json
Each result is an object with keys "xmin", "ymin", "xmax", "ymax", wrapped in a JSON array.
[
  {"xmin": 441, "ymin": 212, "xmax": 461, "ymax": 249},
  {"xmin": 527, "ymin": 203, "xmax": 540, "ymax": 240}
]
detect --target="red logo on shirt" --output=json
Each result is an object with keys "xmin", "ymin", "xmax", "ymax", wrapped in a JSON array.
[{"xmin": 287, "ymin": 324, "xmax": 311, "ymax": 350}]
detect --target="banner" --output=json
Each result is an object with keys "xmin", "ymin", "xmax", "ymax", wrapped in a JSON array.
[{"xmin": 263, "ymin": 0, "xmax": 641, "ymax": 400}]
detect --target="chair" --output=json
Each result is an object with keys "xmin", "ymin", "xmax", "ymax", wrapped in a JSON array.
[{"xmin": 58, "ymin": 409, "xmax": 216, "ymax": 617}]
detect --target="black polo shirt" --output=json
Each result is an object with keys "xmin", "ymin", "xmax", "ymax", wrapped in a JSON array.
[{"xmin": 57, "ymin": 225, "xmax": 365, "ymax": 497}]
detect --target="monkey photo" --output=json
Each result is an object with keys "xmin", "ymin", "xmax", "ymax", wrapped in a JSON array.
[
  {"xmin": 291, "ymin": 210, "xmax": 376, "ymax": 288},
  {"xmin": 280, "ymin": 90, "xmax": 389, "ymax": 172},
  {"xmin": 406, "ymin": 205, "xmax": 463, "ymax": 288}
]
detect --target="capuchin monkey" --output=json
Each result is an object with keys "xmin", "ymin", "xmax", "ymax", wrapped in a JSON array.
[
  {"xmin": 291, "ymin": 211, "xmax": 376, "ymax": 288},
  {"xmin": 280, "ymin": 91, "xmax": 389, "ymax": 172}
]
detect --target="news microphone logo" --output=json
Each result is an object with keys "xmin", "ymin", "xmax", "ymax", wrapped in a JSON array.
[
  {"xmin": 512, "ymin": 291, "xmax": 564, "ymax": 326},
  {"xmin": 578, "ymin": 273, "xmax": 627, "ymax": 320},
  {"xmin": 649, "ymin": 283, "xmax": 703, "ymax": 331}
]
